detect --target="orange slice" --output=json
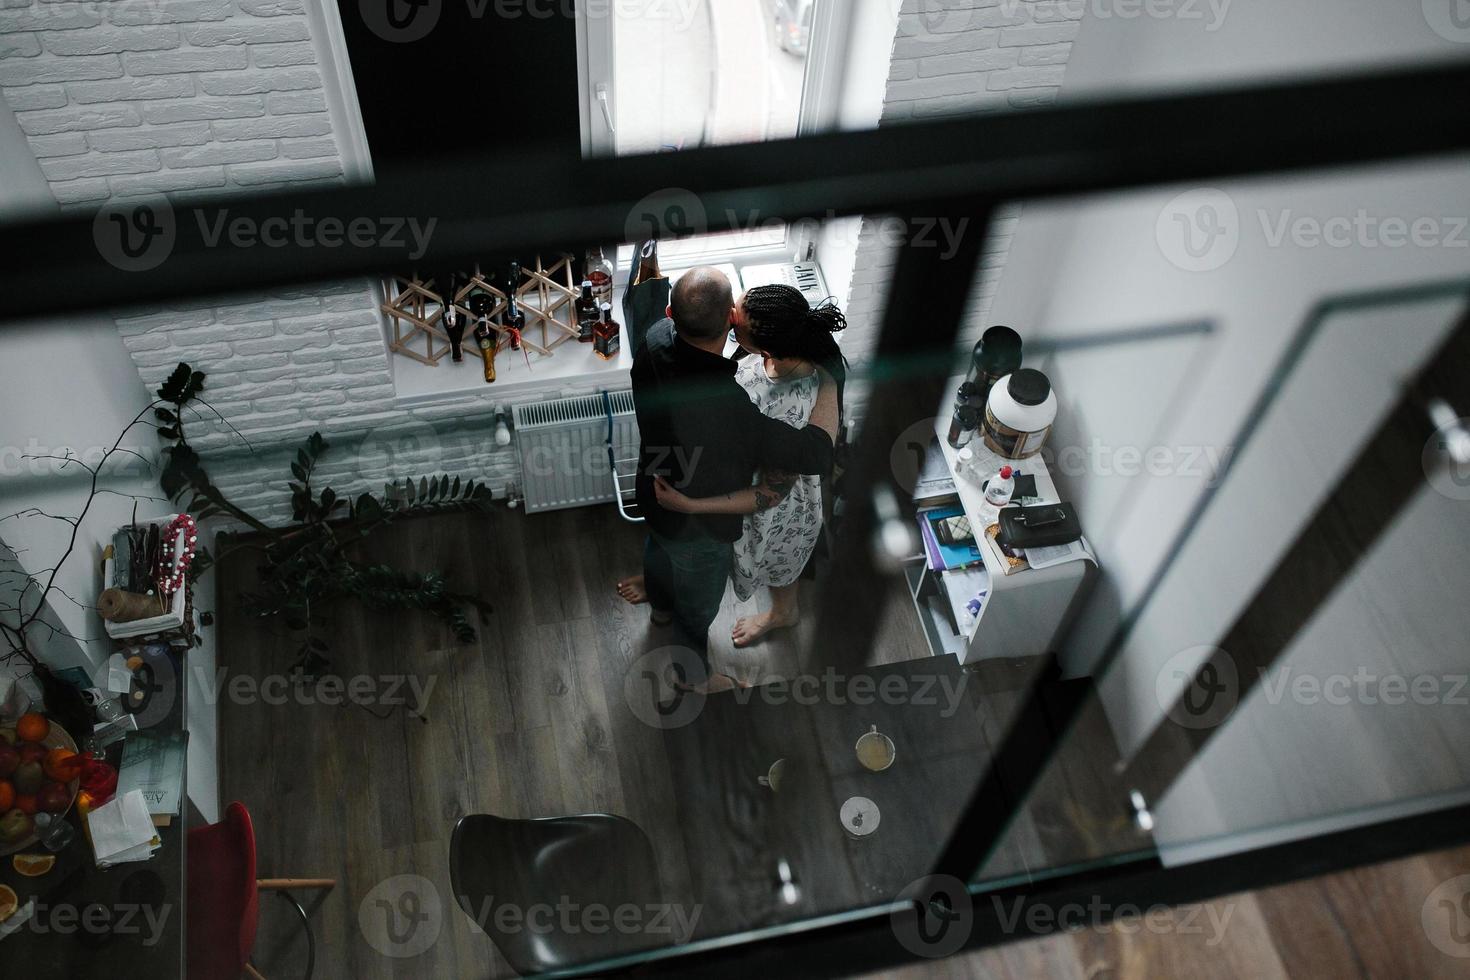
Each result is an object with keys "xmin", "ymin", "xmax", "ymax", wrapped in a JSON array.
[
  {"xmin": 12, "ymin": 853, "xmax": 55, "ymax": 877},
  {"xmin": 0, "ymin": 884, "xmax": 16, "ymax": 921}
]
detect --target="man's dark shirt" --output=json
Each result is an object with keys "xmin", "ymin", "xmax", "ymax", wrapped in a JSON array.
[{"xmin": 632, "ymin": 318, "xmax": 834, "ymax": 542}]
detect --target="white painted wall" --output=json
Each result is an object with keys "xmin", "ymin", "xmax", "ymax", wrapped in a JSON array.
[
  {"xmin": 986, "ymin": 1, "xmax": 1470, "ymax": 854},
  {"xmin": 0, "ymin": 94, "xmax": 219, "ymax": 822}
]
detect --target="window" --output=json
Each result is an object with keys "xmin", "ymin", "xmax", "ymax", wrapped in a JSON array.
[{"xmin": 579, "ymin": 0, "xmax": 858, "ymax": 258}]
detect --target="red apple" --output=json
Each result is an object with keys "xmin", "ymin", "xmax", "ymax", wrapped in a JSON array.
[
  {"xmin": 16, "ymin": 743, "xmax": 46, "ymax": 766},
  {"xmin": 0, "ymin": 744, "xmax": 17, "ymax": 777}
]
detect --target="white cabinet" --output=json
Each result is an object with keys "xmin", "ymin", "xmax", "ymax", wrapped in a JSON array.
[{"xmin": 904, "ymin": 415, "xmax": 1095, "ymax": 664}]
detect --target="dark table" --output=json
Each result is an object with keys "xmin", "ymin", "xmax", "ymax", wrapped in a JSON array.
[
  {"xmin": 0, "ymin": 645, "xmax": 187, "ymax": 979},
  {"xmin": 661, "ymin": 656, "xmax": 990, "ymax": 939}
]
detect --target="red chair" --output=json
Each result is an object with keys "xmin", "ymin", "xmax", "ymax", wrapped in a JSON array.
[{"xmin": 187, "ymin": 801, "xmax": 335, "ymax": 979}]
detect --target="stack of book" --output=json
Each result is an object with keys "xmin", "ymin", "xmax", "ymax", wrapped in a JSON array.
[{"xmin": 916, "ymin": 505, "xmax": 984, "ymax": 572}]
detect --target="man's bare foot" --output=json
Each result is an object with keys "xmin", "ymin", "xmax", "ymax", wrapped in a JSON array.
[
  {"xmin": 732, "ymin": 610, "xmax": 800, "ymax": 648},
  {"xmin": 616, "ymin": 575, "xmax": 648, "ymax": 605}
]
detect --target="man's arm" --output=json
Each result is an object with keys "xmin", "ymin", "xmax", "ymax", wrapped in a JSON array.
[{"xmin": 741, "ymin": 367, "xmax": 839, "ymax": 475}]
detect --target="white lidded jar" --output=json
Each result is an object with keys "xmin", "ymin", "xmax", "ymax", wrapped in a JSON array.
[{"xmin": 983, "ymin": 369, "xmax": 1056, "ymax": 459}]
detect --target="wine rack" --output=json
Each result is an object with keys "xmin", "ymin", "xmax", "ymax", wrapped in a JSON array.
[{"xmin": 384, "ymin": 254, "xmax": 585, "ymax": 370}]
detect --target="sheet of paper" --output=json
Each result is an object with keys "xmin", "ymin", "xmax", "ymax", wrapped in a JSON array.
[{"xmin": 1022, "ymin": 536, "xmax": 1097, "ymax": 570}]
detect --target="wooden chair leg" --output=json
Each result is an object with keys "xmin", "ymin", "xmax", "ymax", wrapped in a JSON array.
[
  {"xmin": 256, "ymin": 878, "xmax": 336, "ymax": 892},
  {"xmin": 243, "ymin": 962, "xmax": 267, "ymax": 980}
]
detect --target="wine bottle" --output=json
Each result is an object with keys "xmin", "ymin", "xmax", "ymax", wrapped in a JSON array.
[
  {"xmin": 503, "ymin": 262, "xmax": 526, "ymax": 351},
  {"xmin": 575, "ymin": 279, "xmax": 599, "ymax": 343},
  {"xmin": 441, "ymin": 272, "xmax": 466, "ymax": 362},
  {"xmin": 593, "ymin": 302, "xmax": 621, "ymax": 361},
  {"xmin": 475, "ymin": 315, "xmax": 496, "ymax": 383},
  {"xmin": 586, "ymin": 246, "xmax": 614, "ymax": 307}
]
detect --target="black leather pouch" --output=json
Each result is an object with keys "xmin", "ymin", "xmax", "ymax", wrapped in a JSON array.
[{"xmin": 997, "ymin": 503, "xmax": 1081, "ymax": 549}]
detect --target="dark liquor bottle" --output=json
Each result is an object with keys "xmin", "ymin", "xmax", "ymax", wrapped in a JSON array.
[
  {"xmin": 575, "ymin": 280, "xmax": 599, "ymax": 343},
  {"xmin": 503, "ymin": 262, "xmax": 525, "ymax": 351},
  {"xmin": 586, "ymin": 246, "xmax": 614, "ymax": 307},
  {"xmin": 593, "ymin": 302, "xmax": 620, "ymax": 361},
  {"xmin": 441, "ymin": 272, "xmax": 466, "ymax": 362}
]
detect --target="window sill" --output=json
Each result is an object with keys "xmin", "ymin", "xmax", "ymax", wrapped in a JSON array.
[{"xmin": 388, "ymin": 247, "xmax": 802, "ymax": 407}]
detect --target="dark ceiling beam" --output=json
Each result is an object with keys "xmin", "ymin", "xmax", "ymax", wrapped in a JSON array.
[{"xmin": 1, "ymin": 61, "xmax": 1468, "ymax": 320}]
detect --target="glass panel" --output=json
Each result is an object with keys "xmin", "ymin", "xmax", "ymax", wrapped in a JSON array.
[
  {"xmin": 961, "ymin": 153, "xmax": 1470, "ymax": 902},
  {"xmin": 611, "ymin": 0, "xmax": 812, "ymax": 155}
]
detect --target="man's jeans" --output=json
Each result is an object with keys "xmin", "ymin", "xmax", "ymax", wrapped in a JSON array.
[{"xmin": 643, "ymin": 528, "xmax": 732, "ymax": 673}]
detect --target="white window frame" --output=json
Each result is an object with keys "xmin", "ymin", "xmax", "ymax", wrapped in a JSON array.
[{"xmin": 577, "ymin": 0, "xmax": 855, "ymax": 263}]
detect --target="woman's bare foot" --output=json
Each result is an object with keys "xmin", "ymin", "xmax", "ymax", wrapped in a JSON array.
[
  {"xmin": 732, "ymin": 610, "xmax": 800, "ymax": 648},
  {"xmin": 616, "ymin": 574, "xmax": 648, "ymax": 604}
]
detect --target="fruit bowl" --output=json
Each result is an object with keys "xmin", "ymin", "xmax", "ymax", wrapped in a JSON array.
[{"xmin": 0, "ymin": 723, "xmax": 81, "ymax": 857}]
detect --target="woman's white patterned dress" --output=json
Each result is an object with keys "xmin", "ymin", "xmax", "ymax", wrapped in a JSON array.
[{"xmin": 730, "ymin": 357, "xmax": 823, "ymax": 601}]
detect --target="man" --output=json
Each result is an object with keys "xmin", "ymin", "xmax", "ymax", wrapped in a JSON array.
[{"xmin": 617, "ymin": 267, "xmax": 838, "ymax": 688}]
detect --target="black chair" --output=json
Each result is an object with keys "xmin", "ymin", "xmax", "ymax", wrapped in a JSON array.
[{"xmin": 450, "ymin": 813, "xmax": 668, "ymax": 974}]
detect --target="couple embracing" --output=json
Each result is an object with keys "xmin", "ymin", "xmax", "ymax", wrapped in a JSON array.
[{"xmin": 616, "ymin": 267, "xmax": 847, "ymax": 692}]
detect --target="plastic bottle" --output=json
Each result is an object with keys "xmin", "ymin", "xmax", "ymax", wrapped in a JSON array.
[{"xmin": 984, "ymin": 465, "xmax": 1015, "ymax": 510}]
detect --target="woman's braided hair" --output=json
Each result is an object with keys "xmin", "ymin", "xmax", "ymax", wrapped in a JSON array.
[{"xmin": 741, "ymin": 284, "xmax": 848, "ymax": 399}]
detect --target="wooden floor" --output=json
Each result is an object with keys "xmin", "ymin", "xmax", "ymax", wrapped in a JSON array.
[{"xmin": 216, "ymin": 506, "xmax": 1470, "ymax": 978}]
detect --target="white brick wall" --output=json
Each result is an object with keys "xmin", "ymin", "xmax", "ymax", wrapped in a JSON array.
[{"xmin": 840, "ymin": 0, "xmax": 1080, "ymax": 389}]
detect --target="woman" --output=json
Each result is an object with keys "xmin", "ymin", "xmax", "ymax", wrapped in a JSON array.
[{"xmin": 655, "ymin": 284, "xmax": 847, "ymax": 647}]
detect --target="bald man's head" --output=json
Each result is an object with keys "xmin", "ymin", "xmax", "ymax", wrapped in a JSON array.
[{"xmin": 670, "ymin": 266, "xmax": 734, "ymax": 341}]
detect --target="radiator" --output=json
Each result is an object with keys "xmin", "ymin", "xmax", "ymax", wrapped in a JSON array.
[{"xmin": 514, "ymin": 390, "xmax": 639, "ymax": 514}]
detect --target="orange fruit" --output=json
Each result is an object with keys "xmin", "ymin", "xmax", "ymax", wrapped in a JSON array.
[
  {"xmin": 15, "ymin": 714, "xmax": 47, "ymax": 744},
  {"xmin": 42, "ymin": 748, "xmax": 80, "ymax": 783},
  {"xmin": 12, "ymin": 854, "xmax": 55, "ymax": 877},
  {"xmin": 0, "ymin": 884, "xmax": 16, "ymax": 923},
  {"xmin": 0, "ymin": 780, "xmax": 12, "ymax": 811},
  {"xmin": 14, "ymin": 795, "xmax": 36, "ymax": 816}
]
